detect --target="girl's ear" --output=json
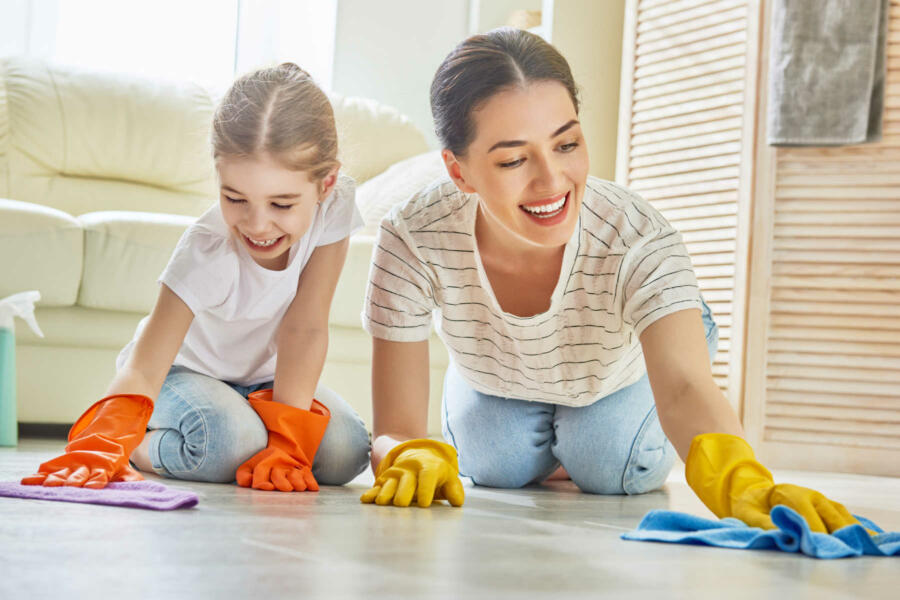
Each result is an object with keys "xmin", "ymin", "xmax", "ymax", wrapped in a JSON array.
[
  {"xmin": 442, "ymin": 149, "xmax": 477, "ymax": 194},
  {"xmin": 317, "ymin": 166, "xmax": 341, "ymax": 201}
]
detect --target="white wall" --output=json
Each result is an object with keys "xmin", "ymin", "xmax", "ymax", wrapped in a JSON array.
[
  {"xmin": 551, "ymin": 0, "xmax": 625, "ymax": 180},
  {"xmin": 331, "ymin": 0, "xmax": 624, "ymax": 176},
  {"xmin": 331, "ymin": 0, "xmax": 469, "ymax": 147}
]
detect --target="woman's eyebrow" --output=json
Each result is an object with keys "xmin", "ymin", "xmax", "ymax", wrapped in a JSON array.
[{"xmin": 487, "ymin": 119, "xmax": 580, "ymax": 153}]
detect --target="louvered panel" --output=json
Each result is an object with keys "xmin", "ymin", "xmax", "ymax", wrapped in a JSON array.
[
  {"xmin": 631, "ymin": 115, "xmax": 741, "ymax": 142},
  {"xmin": 638, "ymin": 5, "xmax": 747, "ymax": 43},
  {"xmin": 621, "ymin": 0, "xmax": 751, "ymax": 402},
  {"xmin": 637, "ymin": 0, "xmax": 745, "ymax": 34},
  {"xmin": 758, "ymin": 1, "xmax": 900, "ymax": 475},
  {"xmin": 635, "ymin": 56, "xmax": 746, "ymax": 92},
  {"xmin": 631, "ymin": 141, "xmax": 742, "ymax": 169}
]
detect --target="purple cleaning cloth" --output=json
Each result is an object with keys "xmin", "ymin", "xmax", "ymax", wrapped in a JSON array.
[{"xmin": 0, "ymin": 480, "xmax": 198, "ymax": 510}]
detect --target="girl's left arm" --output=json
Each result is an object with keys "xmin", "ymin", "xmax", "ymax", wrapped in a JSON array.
[
  {"xmin": 273, "ymin": 237, "xmax": 350, "ymax": 411},
  {"xmin": 638, "ymin": 308, "xmax": 742, "ymax": 459}
]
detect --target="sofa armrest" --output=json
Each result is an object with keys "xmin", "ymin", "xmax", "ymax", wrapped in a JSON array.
[{"xmin": 0, "ymin": 198, "xmax": 83, "ymax": 306}]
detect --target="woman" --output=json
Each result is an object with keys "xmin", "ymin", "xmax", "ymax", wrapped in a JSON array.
[{"xmin": 360, "ymin": 28, "xmax": 857, "ymax": 534}]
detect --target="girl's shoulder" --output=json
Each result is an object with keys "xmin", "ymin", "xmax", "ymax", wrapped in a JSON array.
[{"xmin": 171, "ymin": 204, "xmax": 239, "ymax": 269}]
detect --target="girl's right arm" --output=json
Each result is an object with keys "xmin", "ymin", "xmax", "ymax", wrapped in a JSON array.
[
  {"xmin": 107, "ymin": 283, "xmax": 194, "ymax": 399},
  {"xmin": 21, "ymin": 284, "xmax": 193, "ymax": 487},
  {"xmin": 370, "ymin": 337, "xmax": 431, "ymax": 469}
]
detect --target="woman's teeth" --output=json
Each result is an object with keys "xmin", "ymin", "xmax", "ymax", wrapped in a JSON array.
[{"xmin": 522, "ymin": 194, "xmax": 567, "ymax": 216}]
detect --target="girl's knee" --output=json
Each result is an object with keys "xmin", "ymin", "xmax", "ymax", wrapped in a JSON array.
[
  {"xmin": 312, "ymin": 413, "xmax": 370, "ymax": 486},
  {"xmin": 157, "ymin": 403, "xmax": 267, "ymax": 483}
]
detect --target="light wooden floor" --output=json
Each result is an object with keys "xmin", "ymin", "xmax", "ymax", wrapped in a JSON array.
[{"xmin": 1, "ymin": 438, "xmax": 898, "ymax": 599}]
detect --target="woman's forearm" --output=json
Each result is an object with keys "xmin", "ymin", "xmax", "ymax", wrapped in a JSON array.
[
  {"xmin": 656, "ymin": 379, "xmax": 744, "ymax": 460},
  {"xmin": 272, "ymin": 327, "xmax": 329, "ymax": 411}
]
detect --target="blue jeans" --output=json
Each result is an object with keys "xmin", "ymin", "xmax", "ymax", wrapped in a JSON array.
[
  {"xmin": 141, "ymin": 366, "xmax": 370, "ymax": 485},
  {"xmin": 442, "ymin": 302, "xmax": 719, "ymax": 495}
]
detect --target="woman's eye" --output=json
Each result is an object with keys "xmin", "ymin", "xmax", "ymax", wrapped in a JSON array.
[
  {"xmin": 498, "ymin": 158, "xmax": 525, "ymax": 169},
  {"xmin": 225, "ymin": 196, "xmax": 245, "ymax": 204},
  {"xmin": 559, "ymin": 142, "xmax": 579, "ymax": 153},
  {"xmin": 272, "ymin": 203, "xmax": 293, "ymax": 210}
]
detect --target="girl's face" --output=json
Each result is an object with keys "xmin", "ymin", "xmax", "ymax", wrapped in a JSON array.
[
  {"xmin": 444, "ymin": 80, "xmax": 588, "ymax": 252},
  {"xmin": 216, "ymin": 153, "xmax": 334, "ymax": 270}
]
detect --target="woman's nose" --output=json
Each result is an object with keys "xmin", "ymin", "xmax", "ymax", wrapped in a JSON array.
[{"xmin": 532, "ymin": 154, "xmax": 563, "ymax": 192}]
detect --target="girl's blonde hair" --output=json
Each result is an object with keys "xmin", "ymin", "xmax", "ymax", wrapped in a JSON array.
[{"xmin": 212, "ymin": 63, "xmax": 339, "ymax": 183}]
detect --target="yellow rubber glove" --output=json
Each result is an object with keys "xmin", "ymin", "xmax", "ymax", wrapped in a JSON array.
[
  {"xmin": 360, "ymin": 439, "xmax": 465, "ymax": 508},
  {"xmin": 685, "ymin": 433, "xmax": 860, "ymax": 533}
]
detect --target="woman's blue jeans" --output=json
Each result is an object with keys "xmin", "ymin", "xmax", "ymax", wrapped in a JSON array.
[
  {"xmin": 139, "ymin": 366, "xmax": 370, "ymax": 485},
  {"xmin": 442, "ymin": 302, "xmax": 719, "ymax": 495}
]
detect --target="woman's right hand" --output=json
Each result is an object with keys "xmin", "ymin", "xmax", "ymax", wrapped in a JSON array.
[{"xmin": 360, "ymin": 439, "xmax": 465, "ymax": 507}]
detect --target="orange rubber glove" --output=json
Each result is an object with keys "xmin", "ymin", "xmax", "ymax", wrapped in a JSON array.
[
  {"xmin": 685, "ymin": 433, "xmax": 861, "ymax": 533},
  {"xmin": 21, "ymin": 394, "xmax": 154, "ymax": 489},
  {"xmin": 360, "ymin": 439, "xmax": 465, "ymax": 507},
  {"xmin": 235, "ymin": 389, "xmax": 330, "ymax": 492}
]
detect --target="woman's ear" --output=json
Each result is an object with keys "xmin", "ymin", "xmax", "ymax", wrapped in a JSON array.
[
  {"xmin": 441, "ymin": 149, "xmax": 477, "ymax": 194},
  {"xmin": 317, "ymin": 165, "xmax": 341, "ymax": 201}
]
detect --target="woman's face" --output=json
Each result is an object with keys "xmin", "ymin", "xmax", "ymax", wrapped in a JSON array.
[{"xmin": 445, "ymin": 80, "xmax": 589, "ymax": 252}]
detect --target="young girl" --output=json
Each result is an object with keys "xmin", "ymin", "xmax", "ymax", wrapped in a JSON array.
[
  {"xmin": 360, "ymin": 29, "xmax": 860, "ymax": 534},
  {"xmin": 23, "ymin": 63, "xmax": 370, "ymax": 492}
]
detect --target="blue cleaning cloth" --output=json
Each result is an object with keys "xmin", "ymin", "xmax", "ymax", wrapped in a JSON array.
[{"xmin": 622, "ymin": 505, "xmax": 900, "ymax": 559}]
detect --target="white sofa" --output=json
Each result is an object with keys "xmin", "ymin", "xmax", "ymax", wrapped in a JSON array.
[{"xmin": 0, "ymin": 57, "xmax": 450, "ymax": 434}]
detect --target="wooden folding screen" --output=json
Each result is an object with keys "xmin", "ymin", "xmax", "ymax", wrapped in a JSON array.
[
  {"xmin": 618, "ymin": 0, "xmax": 899, "ymax": 475},
  {"xmin": 617, "ymin": 0, "xmax": 760, "ymax": 413}
]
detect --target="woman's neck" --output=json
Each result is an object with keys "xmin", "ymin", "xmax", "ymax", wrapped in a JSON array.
[{"xmin": 474, "ymin": 202, "xmax": 566, "ymax": 274}]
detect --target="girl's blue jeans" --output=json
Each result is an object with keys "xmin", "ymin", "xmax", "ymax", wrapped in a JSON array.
[
  {"xmin": 442, "ymin": 302, "xmax": 719, "ymax": 495},
  {"xmin": 139, "ymin": 366, "xmax": 370, "ymax": 485}
]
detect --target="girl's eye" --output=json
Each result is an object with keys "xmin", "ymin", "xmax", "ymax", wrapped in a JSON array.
[
  {"xmin": 225, "ymin": 196, "xmax": 245, "ymax": 204},
  {"xmin": 498, "ymin": 158, "xmax": 525, "ymax": 169},
  {"xmin": 559, "ymin": 142, "xmax": 579, "ymax": 153},
  {"xmin": 272, "ymin": 203, "xmax": 293, "ymax": 210}
]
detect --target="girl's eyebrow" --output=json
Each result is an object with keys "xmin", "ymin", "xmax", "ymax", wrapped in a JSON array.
[
  {"xmin": 221, "ymin": 185, "xmax": 301, "ymax": 200},
  {"xmin": 487, "ymin": 119, "xmax": 580, "ymax": 153}
]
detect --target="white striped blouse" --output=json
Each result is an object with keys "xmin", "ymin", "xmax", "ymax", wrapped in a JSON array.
[{"xmin": 362, "ymin": 176, "xmax": 703, "ymax": 407}]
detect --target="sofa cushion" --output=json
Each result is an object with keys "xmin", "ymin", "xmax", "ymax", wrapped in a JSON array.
[
  {"xmin": 78, "ymin": 211, "xmax": 194, "ymax": 313},
  {"xmin": 355, "ymin": 150, "xmax": 447, "ymax": 236},
  {"xmin": 330, "ymin": 94, "xmax": 430, "ymax": 184},
  {"xmin": 0, "ymin": 198, "xmax": 82, "ymax": 306},
  {"xmin": 0, "ymin": 57, "xmax": 218, "ymax": 217}
]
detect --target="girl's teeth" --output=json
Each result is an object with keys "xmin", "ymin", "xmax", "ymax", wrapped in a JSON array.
[{"xmin": 249, "ymin": 237, "xmax": 279, "ymax": 247}]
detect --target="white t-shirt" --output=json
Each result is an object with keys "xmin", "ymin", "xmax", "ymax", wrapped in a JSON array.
[
  {"xmin": 362, "ymin": 176, "xmax": 703, "ymax": 407},
  {"xmin": 118, "ymin": 174, "xmax": 363, "ymax": 386}
]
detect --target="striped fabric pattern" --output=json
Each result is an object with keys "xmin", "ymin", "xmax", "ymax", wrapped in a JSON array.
[{"xmin": 362, "ymin": 176, "xmax": 703, "ymax": 407}]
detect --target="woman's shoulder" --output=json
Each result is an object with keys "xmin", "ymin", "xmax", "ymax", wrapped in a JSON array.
[
  {"xmin": 582, "ymin": 176, "xmax": 671, "ymax": 240},
  {"xmin": 381, "ymin": 176, "xmax": 470, "ymax": 233}
]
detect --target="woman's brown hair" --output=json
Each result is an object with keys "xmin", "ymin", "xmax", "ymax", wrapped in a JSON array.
[{"xmin": 430, "ymin": 27, "xmax": 579, "ymax": 156}]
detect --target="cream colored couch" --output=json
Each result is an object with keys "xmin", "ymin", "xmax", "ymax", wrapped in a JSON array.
[{"xmin": 0, "ymin": 57, "xmax": 450, "ymax": 434}]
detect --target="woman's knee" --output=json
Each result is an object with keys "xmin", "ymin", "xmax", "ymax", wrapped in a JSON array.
[{"xmin": 556, "ymin": 405, "xmax": 675, "ymax": 495}]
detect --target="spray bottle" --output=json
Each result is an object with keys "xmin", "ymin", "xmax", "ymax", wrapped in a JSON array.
[{"xmin": 0, "ymin": 291, "xmax": 44, "ymax": 446}]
